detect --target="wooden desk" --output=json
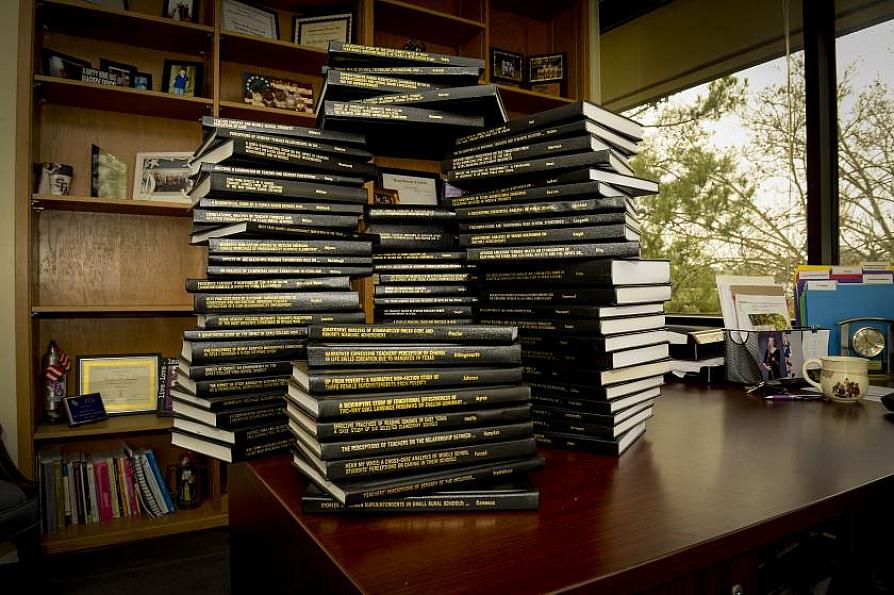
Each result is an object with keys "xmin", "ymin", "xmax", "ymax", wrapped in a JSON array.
[{"xmin": 229, "ymin": 383, "xmax": 894, "ymax": 594}]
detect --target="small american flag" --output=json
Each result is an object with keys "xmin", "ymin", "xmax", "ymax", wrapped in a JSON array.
[{"xmin": 45, "ymin": 350, "xmax": 70, "ymax": 381}]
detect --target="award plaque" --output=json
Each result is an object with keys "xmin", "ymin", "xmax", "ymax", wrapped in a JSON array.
[
  {"xmin": 221, "ymin": 0, "xmax": 279, "ymax": 39},
  {"xmin": 76, "ymin": 354, "xmax": 161, "ymax": 415},
  {"xmin": 294, "ymin": 13, "xmax": 352, "ymax": 49},
  {"xmin": 63, "ymin": 393, "xmax": 108, "ymax": 427},
  {"xmin": 379, "ymin": 170, "xmax": 439, "ymax": 205}
]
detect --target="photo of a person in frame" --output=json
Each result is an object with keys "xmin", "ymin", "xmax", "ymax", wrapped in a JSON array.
[
  {"xmin": 172, "ymin": 68, "xmax": 188, "ymax": 96},
  {"xmin": 761, "ymin": 334, "xmax": 783, "ymax": 380}
]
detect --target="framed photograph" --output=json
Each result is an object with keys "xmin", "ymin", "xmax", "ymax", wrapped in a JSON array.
[
  {"xmin": 242, "ymin": 72, "xmax": 313, "ymax": 114},
  {"xmin": 162, "ymin": 0, "xmax": 197, "ymax": 22},
  {"xmin": 99, "ymin": 58, "xmax": 137, "ymax": 87},
  {"xmin": 527, "ymin": 52, "xmax": 566, "ymax": 85},
  {"xmin": 378, "ymin": 169, "xmax": 441, "ymax": 205},
  {"xmin": 134, "ymin": 151, "xmax": 193, "ymax": 201},
  {"xmin": 41, "ymin": 49, "xmax": 90, "ymax": 80},
  {"xmin": 222, "ymin": 0, "xmax": 279, "ymax": 39},
  {"xmin": 76, "ymin": 354, "xmax": 161, "ymax": 416},
  {"xmin": 91, "ymin": 144, "xmax": 128, "ymax": 199},
  {"xmin": 133, "ymin": 72, "xmax": 153, "ymax": 91},
  {"xmin": 373, "ymin": 187, "xmax": 399, "ymax": 205},
  {"xmin": 490, "ymin": 48, "xmax": 524, "ymax": 85},
  {"xmin": 84, "ymin": 0, "xmax": 129, "ymax": 8},
  {"xmin": 162, "ymin": 59, "xmax": 204, "ymax": 97},
  {"xmin": 293, "ymin": 13, "xmax": 352, "ymax": 50}
]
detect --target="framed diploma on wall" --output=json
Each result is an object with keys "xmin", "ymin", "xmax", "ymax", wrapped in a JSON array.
[
  {"xmin": 76, "ymin": 354, "xmax": 161, "ymax": 415},
  {"xmin": 294, "ymin": 13, "xmax": 352, "ymax": 49}
]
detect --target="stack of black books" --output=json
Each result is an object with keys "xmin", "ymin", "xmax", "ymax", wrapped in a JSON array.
[
  {"xmin": 445, "ymin": 102, "xmax": 671, "ymax": 456},
  {"xmin": 366, "ymin": 205, "xmax": 477, "ymax": 325},
  {"xmin": 171, "ymin": 116, "xmax": 377, "ymax": 463},
  {"xmin": 316, "ymin": 42, "xmax": 501, "ymax": 158},
  {"xmin": 288, "ymin": 324, "xmax": 543, "ymax": 511}
]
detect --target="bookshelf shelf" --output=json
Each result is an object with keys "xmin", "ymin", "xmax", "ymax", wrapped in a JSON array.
[
  {"xmin": 218, "ymin": 100, "xmax": 317, "ymax": 126},
  {"xmin": 35, "ymin": 414, "xmax": 172, "ymax": 441},
  {"xmin": 34, "ymin": 75, "xmax": 213, "ymax": 120},
  {"xmin": 37, "ymin": 0, "xmax": 214, "ymax": 55},
  {"xmin": 42, "ymin": 496, "xmax": 229, "ymax": 556},
  {"xmin": 219, "ymin": 31, "xmax": 328, "ymax": 74},
  {"xmin": 498, "ymin": 84, "xmax": 576, "ymax": 114},
  {"xmin": 32, "ymin": 195, "xmax": 192, "ymax": 217},
  {"xmin": 32, "ymin": 305, "xmax": 194, "ymax": 315},
  {"xmin": 374, "ymin": 0, "xmax": 486, "ymax": 47}
]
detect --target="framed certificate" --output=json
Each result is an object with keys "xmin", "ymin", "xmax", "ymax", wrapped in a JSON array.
[
  {"xmin": 293, "ymin": 13, "xmax": 352, "ymax": 49},
  {"xmin": 379, "ymin": 170, "xmax": 441, "ymax": 205},
  {"xmin": 222, "ymin": 0, "xmax": 279, "ymax": 39},
  {"xmin": 76, "ymin": 354, "xmax": 161, "ymax": 415}
]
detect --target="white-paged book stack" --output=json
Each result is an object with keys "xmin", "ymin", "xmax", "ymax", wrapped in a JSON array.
[{"xmin": 444, "ymin": 101, "xmax": 671, "ymax": 456}]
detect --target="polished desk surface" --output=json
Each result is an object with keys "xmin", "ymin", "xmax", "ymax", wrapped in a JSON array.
[{"xmin": 237, "ymin": 383, "xmax": 894, "ymax": 594}]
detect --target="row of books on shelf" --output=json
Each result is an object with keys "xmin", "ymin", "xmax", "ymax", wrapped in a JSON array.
[{"xmin": 38, "ymin": 446, "xmax": 175, "ymax": 534}]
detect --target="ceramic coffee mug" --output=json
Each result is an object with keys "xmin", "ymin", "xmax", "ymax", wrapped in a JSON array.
[{"xmin": 801, "ymin": 356, "xmax": 869, "ymax": 403}]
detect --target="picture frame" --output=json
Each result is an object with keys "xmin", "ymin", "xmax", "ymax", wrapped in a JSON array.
[
  {"xmin": 162, "ymin": 59, "xmax": 204, "ymax": 97},
  {"xmin": 293, "ymin": 13, "xmax": 352, "ymax": 50},
  {"xmin": 378, "ymin": 169, "xmax": 441, "ymax": 205},
  {"xmin": 76, "ymin": 354, "xmax": 161, "ymax": 416},
  {"xmin": 133, "ymin": 151, "xmax": 194, "ymax": 201},
  {"xmin": 527, "ymin": 52, "xmax": 566, "ymax": 85},
  {"xmin": 99, "ymin": 58, "xmax": 138, "ymax": 87},
  {"xmin": 242, "ymin": 72, "xmax": 314, "ymax": 114},
  {"xmin": 490, "ymin": 47, "xmax": 524, "ymax": 85},
  {"xmin": 133, "ymin": 72, "xmax": 153, "ymax": 91},
  {"xmin": 91, "ymin": 144, "xmax": 128, "ymax": 199},
  {"xmin": 221, "ymin": 0, "xmax": 280, "ymax": 40},
  {"xmin": 162, "ymin": 0, "xmax": 197, "ymax": 22},
  {"xmin": 373, "ymin": 187, "xmax": 399, "ymax": 205},
  {"xmin": 41, "ymin": 49, "xmax": 91, "ymax": 81}
]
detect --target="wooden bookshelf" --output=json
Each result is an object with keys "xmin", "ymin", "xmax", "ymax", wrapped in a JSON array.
[
  {"xmin": 16, "ymin": 0, "xmax": 591, "ymax": 554},
  {"xmin": 32, "ymin": 194, "xmax": 192, "ymax": 216},
  {"xmin": 34, "ymin": 414, "xmax": 173, "ymax": 441},
  {"xmin": 34, "ymin": 75, "xmax": 213, "ymax": 120},
  {"xmin": 43, "ymin": 496, "xmax": 229, "ymax": 556}
]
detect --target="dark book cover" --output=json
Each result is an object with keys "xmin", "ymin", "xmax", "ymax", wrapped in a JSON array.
[
  {"xmin": 480, "ymin": 259, "xmax": 670, "ymax": 286},
  {"xmin": 447, "ymin": 181, "xmax": 628, "ymax": 210},
  {"xmin": 289, "ymin": 402, "xmax": 531, "ymax": 441},
  {"xmin": 372, "ymin": 262, "xmax": 472, "ymax": 273},
  {"xmin": 171, "ymin": 429, "xmax": 292, "ymax": 463},
  {"xmin": 364, "ymin": 205, "xmax": 454, "ymax": 224},
  {"xmin": 376, "ymin": 273, "xmax": 477, "ymax": 284},
  {"xmin": 358, "ymin": 84, "xmax": 507, "ymax": 127},
  {"xmin": 458, "ymin": 211, "xmax": 631, "ymax": 232},
  {"xmin": 534, "ymin": 423, "xmax": 647, "ymax": 456},
  {"xmin": 196, "ymin": 198, "xmax": 364, "ymax": 215},
  {"xmin": 373, "ymin": 284, "xmax": 472, "ymax": 297},
  {"xmin": 300, "ymin": 480, "xmax": 539, "ymax": 513},
  {"xmin": 172, "ymin": 387, "xmax": 287, "ymax": 411},
  {"xmin": 373, "ymin": 296, "xmax": 478, "ymax": 306},
  {"xmin": 320, "ymin": 101, "xmax": 485, "ymax": 128},
  {"xmin": 326, "ymin": 42, "xmax": 485, "ymax": 71},
  {"xmin": 190, "ymin": 172, "xmax": 369, "ymax": 204},
  {"xmin": 467, "ymin": 241, "xmax": 640, "ymax": 263},
  {"xmin": 192, "ymin": 222, "xmax": 377, "ymax": 246},
  {"xmin": 179, "ymin": 360, "xmax": 293, "ymax": 382},
  {"xmin": 293, "ymin": 419, "xmax": 534, "ymax": 462},
  {"xmin": 317, "ymin": 69, "xmax": 441, "ymax": 107},
  {"xmin": 321, "ymin": 65, "xmax": 481, "ymax": 86},
  {"xmin": 291, "ymin": 362, "xmax": 524, "ymax": 395},
  {"xmin": 373, "ymin": 250, "xmax": 466, "ymax": 262},
  {"xmin": 365, "ymin": 228, "xmax": 457, "ymax": 250},
  {"xmin": 193, "ymin": 291, "xmax": 360, "ymax": 313},
  {"xmin": 289, "ymin": 383, "xmax": 530, "ymax": 420},
  {"xmin": 480, "ymin": 303, "xmax": 663, "ymax": 320},
  {"xmin": 292, "ymin": 452, "xmax": 543, "ymax": 506},
  {"xmin": 479, "ymin": 285, "xmax": 670, "ymax": 306},
  {"xmin": 377, "ymin": 306, "xmax": 474, "ymax": 318},
  {"xmin": 306, "ymin": 324, "xmax": 517, "ymax": 344},
  {"xmin": 182, "ymin": 327, "xmax": 309, "ymax": 342},
  {"xmin": 305, "ymin": 343, "xmax": 522, "ymax": 368},
  {"xmin": 447, "ymin": 135, "xmax": 615, "ymax": 171},
  {"xmin": 449, "ymin": 119, "xmax": 614, "ymax": 158},
  {"xmin": 460, "ymin": 224, "xmax": 639, "ymax": 248},
  {"xmin": 198, "ymin": 311, "xmax": 365, "ymax": 329},
  {"xmin": 294, "ymin": 436, "xmax": 536, "ymax": 481},
  {"xmin": 207, "ymin": 254, "xmax": 372, "ymax": 266},
  {"xmin": 454, "ymin": 197, "xmax": 632, "ymax": 223},
  {"xmin": 193, "ymin": 209, "xmax": 359, "ymax": 230},
  {"xmin": 173, "ymin": 418, "xmax": 292, "ymax": 446},
  {"xmin": 452, "ymin": 101, "xmax": 643, "ymax": 147},
  {"xmin": 531, "ymin": 404, "xmax": 653, "ymax": 439},
  {"xmin": 193, "ymin": 163, "xmax": 366, "ymax": 187},
  {"xmin": 180, "ymin": 338, "xmax": 307, "ymax": 365},
  {"xmin": 185, "ymin": 276, "xmax": 351, "ymax": 293},
  {"xmin": 195, "ymin": 127, "xmax": 373, "ymax": 162},
  {"xmin": 551, "ymin": 167, "xmax": 659, "ymax": 196},
  {"xmin": 172, "ymin": 399, "xmax": 286, "ymax": 429},
  {"xmin": 524, "ymin": 359, "xmax": 671, "ymax": 387},
  {"xmin": 176, "ymin": 376, "xmax": 290, "ymax": 399},
  {"xmin": 206, "ymin": 265, "xmax": 373, "ymax": 278},
  {"xmin": 201, "ymin": 115, "xmax": 366, "ymax": 148},
  {"xmin": 447, "ymin": 150, "xmax": 628, "ymax": 189},
  {"xmin": 208, "ymin": 237, "xmax": 373, "ymax": 256}
]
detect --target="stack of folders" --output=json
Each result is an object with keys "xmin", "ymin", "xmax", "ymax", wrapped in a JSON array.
[
  {"xmin": 446, "ymin": 101, "xmax": 670, "ymax": 456},
  {"xmin": 316, "ymin": 42, "xmax": 502, "ymax": 158},
  {"xmin": 367, "ymin": 205, "xmax": 478, "ymax": 325},
  {"xmin": 288, "ymin": 324, "xmax": 543, "ymax": 512},
  {"xmin": 171, "ymin": 117, "xmax": 378, "ymax": 463},
  {"xmin": 38, "ymin": 446, "xmax": 175, "ymax": 533}
]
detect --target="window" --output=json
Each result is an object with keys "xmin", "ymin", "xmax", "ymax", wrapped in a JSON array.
[{"xmin": 835, "ymin": 20, "xmax": 894, "ymax": 264}]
